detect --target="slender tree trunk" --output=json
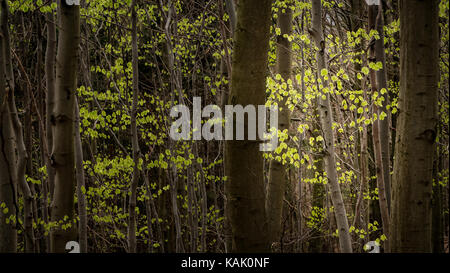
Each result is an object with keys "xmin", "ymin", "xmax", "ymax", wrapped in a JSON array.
[
  {"xmin": 353, "ymin": 116, "xmax": 368, "ymax": 231},
  {"xmin": 390, "ymin": 0, "xmax": 439, "ymax": 253},
  {"xmin": 142, "ymin": 158, "xmax": 164, "ymax": 252},
  {"xmin": 0, "ymin": 102, "xmax": 16, "ymax": 253},
  {"xmin": 128, "ymin": 0, "xmax": 140, "ymax": 253},
  {"xmin": 296, "ymin": 144, "xmax": 302, "ymax": 252},
  {"xmin": 218, "ymin": 0, "xmax": 235, "ymax": 253},
  {"xmin": 310, "ymin": 0, "xmax": 352, "ymax": 253},
  {"xmin": 368, "ymin": 3, "xmax": 390, "ymax": 252},
  {"xmin": 267, "ymin": 5, "xmax": 292, "ymax": 246},
  {"xmin": 74, "ymin": 99, "xmax": 87, "ymax": 253},
  {"xmin": 168, "ymin": 162, "xmax": 185, "ymax": 252},
  {"xmin": 9, "ymin": 93, "xmax": 35, "ymax": 253},
  {"xmin": 45, "ymin": 3, "xmax": 56, "ymax": 201},
  {"xmin": 35, "ymin": 13, "xmax": 45, "ymax": 253},
  {"xmin": 162, "ymin": 0, "xmax": 185, "ymax": 253},
  {"xmin": 43, "ymin": 6, "xmax": 56, "ymax": 252},
  {"xmin": 50, "ymin": 0, "xmax": 80, "ymax": 252},
  {"xmin": 309, "ymin": 155, "xmax": 325, "ymax": 253},
  {"xmin": 225, "ymin": 0, "xmax": 272, "ymax": 253},
  {"xmin": 374, "ymin": 2, "xmax": 392, "ymax": 211},
  {"xmin": 432, "ymin": 146, "xmax": 444, "ymax": 253},
  {"xmin": 349, "ymin": 0, "xmax": 367, "ymax": 233},
  {"xmin": 225, "ymin": 0, "xmax": 236, "ymax": 34},
  {"xmin": 219, "ymin": 0, "xmax": 234, "ymax": 110}
]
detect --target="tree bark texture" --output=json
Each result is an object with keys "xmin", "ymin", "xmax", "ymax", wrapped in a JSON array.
[
  {"xmin": 225, "ymin": 0, "xmax": 272, "ymax": 253},
  {"xmin": 390, "ymin": 0, "xmax": 439, "ymax": 253},
  {"xmin": 50, "ymin": 0, "xmax": 80, "ymax": 253}
]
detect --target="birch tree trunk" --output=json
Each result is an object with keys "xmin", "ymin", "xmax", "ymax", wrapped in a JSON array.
[
  {"xmin": 50, "ymin": 0, "xmax": 80, "ymax": 252},
  {"xmin": 390, "ymin": 0, "xmax": 439, "ymax": 252},
  {"xmin": 267, "ymin": 5, "xmax": 292, "ymax": 246},
  {"xmin": 310, "ymin": 0, "xmax": 352, "ymax": 253},
  {"xmin": 225, "ymin": 0, "xmax": 272, "ymax": 253}
]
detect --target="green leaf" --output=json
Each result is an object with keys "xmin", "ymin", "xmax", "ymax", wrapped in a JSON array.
[{"xmin": 361, "ymin": 67, "xmax": 369, "ymax": 75}]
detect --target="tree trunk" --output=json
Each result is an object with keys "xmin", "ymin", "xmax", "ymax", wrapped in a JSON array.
[
  {"xmin": 43, "ymin": 5, "xmax": 57, "ymax": 252},
  {"xmin": 349, "ymin": 0, "xmax": 368, "ymax": 236},
  {"xmin": 374, "ymin": 1, "xmax": 392, "ymax": 211},
  {"xmin": 225, "ymin": 0, "xmax": 236, "ymax": 34},
  {"xmin": 0, "ymin": 2, "xmax": 17, "ymax": 250},
  {"xmin": 3, "ymin": 2, "xmax": 35, "ymax": 253},
  {"xmin": 9, "ymin": 93, "xmax": 35, "ymax": 253},
  {"xmin": 74, "ymin": 99, "xmax": 87, "ymax": 253},
  {"xmin": 353, "ymin": 113, "xmax": 368, "ymax": 231},
  {"xmin": 45, "ymin": 3, "xmax": 56, "ymax": 202},
  {"xmin": 0, "ymin": 102, "xmax": 16, "ymax": 253},
  {"xmin": 390, "ymin": 0, "xmax": 439, "ymax": 253},
  {"xmin": 368, "ymin": 3, "xmax": 390, "ymax": 252},
  {"xmin": 0, "ymin": 0, "xmax": 20, "ymax": 252},
  {"xmin": 50, "ymin": 0, "xmax": 80, "ymax": 253},
  {"xmin": 432, "ymin": 147, "xmax": 444, "ymax": 253},
  {"xmin": 218, "ymin": 0, "xmax": 235, "ymax": 253},
  {"xmin": 128, "ymin": 0, "xmax": 140, "ymax": 253},
  {"xmin": 266, "ymin": 5, "xmax": 292, "ymax": 246},
  {"xmin": 225, "ymin": 0, "xmax": 272, "ymax": 253},
  {"xmin": 310, "ymin": 0, "xmax": 352, "ymax": 253}
]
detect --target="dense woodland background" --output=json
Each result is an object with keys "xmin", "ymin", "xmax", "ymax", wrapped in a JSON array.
[{"xmin": 0, "ymin": 0, "xmax": 448, "ymax": 253}]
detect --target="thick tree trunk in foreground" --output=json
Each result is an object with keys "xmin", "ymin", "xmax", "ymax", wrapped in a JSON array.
[
  {"xmin": 390, "ymin": 0, "xmax": 439, "ymax": 253},
  {"xmin": 50, "ymin": 0, "xmax": 80, "ymax": 252},
  {"xmin": 225, "ymin": 0, "xmax": 272, "ymax": 253},
  {"xmin": 267, "ymin": 6, "xmax": 292, "ymax": 246},
  {"xmin": 310, "ymin": 0, "xmax": 352, "ymax": 253}
]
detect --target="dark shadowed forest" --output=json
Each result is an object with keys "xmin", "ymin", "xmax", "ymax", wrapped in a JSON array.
[{"xmin": 0, "ymin": 0, "xmax": 448, "ymax": 254}]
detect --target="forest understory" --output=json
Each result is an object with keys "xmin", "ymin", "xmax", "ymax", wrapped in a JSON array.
[{"xmin": 0, "ymin": 0, "xmax": 448, "ymax": 253}]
